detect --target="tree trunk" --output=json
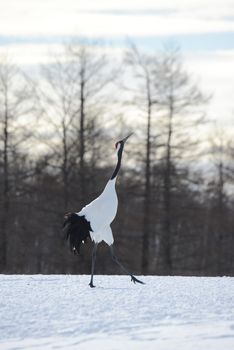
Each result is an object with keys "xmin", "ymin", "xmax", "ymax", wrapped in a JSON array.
[
  {"xmin": 161, "ymin": 104, "xmax": 173, "ymax": 275},
  {"xmin": 141, "ymin": 90, "xmax": 152, "ymax": 274},
  {"xmin": 79, "ymin": 71, "xmax": 86, "ymax": 204},
  {"xmin": 0, "ymin": 104, "xmax": 9, "ymax": 271},
  {"xmin": 62, "ymin": 120, "xmax": 69, "ymax": 211},
  {"xmin": 216, "ymin": 160, "xmax": 225, "ymax": 274}
]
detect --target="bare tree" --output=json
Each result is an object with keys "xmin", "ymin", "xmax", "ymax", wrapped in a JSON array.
[
  {"xmin": 124, "ymin": 43, "xmax": 158, "ymax": 274},
  {"xmin": 204, "ymin": 127, "xmax": 233, "ymax": 274},
  {"xmin": 38, "ymin": 42, "xmax": 116, "ymax": 211},
  {"xmin": 154, "ymin": 45, "xmax": 209, "ymax": 274},
  {"xmin": 38, "ymin": 60, "xmax": 77, "ymax": 211},
  {"xmin": 0, "ymin": 55, "xmax": 35, "ymax": 271}
]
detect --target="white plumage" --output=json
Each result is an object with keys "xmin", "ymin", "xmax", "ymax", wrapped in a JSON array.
[{"xmin": 78, "ymin": 178, "xmax": 117, "ymax": 245}]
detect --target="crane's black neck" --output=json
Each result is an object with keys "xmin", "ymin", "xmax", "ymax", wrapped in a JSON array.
[{"xmin": 111, "ymin": 143, "xmax": 124, "ymax": 180}]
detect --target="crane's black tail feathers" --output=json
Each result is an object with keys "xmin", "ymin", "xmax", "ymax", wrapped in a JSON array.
[{"xmin": 63, "ymin": 212, "xmax": 92, "ymax": 254}]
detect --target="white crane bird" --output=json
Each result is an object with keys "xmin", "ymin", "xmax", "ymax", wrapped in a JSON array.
[{"xmin": 63, "ymin": 134, "xmax": 144, "ymax": 287}]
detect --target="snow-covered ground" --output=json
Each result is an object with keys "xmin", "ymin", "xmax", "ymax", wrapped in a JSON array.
[{"xmin": 0, "ymin": 275, "xmax": 234, "ymax": 350}]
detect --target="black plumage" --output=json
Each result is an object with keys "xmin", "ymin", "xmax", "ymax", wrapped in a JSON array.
[{"xmin": 63, "ymin": 213, "xmax": 92, "ymax": 254}]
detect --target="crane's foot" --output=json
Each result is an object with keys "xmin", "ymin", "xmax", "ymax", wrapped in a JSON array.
[
  {"xmin": 131, "ymin": 275, "xmax": 145, "ymax": 285},
  {"xmin": 89, "ymin": 282, "xmax": 96, "ymax": 288}
]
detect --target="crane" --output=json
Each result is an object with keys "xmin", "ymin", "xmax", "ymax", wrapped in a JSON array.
[{"xmin": 63, "ymin": 134, "xmax": 144, "ymax": 287}]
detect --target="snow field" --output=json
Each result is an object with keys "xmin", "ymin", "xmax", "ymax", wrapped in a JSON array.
[{"xmin": 0, "ymin": 275, "xmax": 234, "ymax": 349}]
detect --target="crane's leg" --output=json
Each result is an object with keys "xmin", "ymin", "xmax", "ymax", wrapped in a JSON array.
[
  {"xmin": 110, "ymin": 245, "xmax": 144, "ymax": 285},
  {"xmin": 89, "ymin": 243, "xmax": 98, "ymax": 288}
]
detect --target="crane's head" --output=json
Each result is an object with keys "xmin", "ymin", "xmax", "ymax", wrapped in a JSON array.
[{"xmin": 115, "ymin": 133, "xmax": 133, "ymax": 152}]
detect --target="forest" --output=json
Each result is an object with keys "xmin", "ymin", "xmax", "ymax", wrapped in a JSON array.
[{"xmin": 0, "ymin": 42, "xmax": 233, "ymax": 276}]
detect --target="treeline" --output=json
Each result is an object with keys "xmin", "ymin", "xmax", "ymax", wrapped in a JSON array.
[{"xmin": 0, "ymin": 43, "xmax": 233, "ymax": 276}]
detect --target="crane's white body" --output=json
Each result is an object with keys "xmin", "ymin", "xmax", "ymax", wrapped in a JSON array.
[{"xmin": 77, "ymin": 178, "xmax": 117, "ymax": 245}]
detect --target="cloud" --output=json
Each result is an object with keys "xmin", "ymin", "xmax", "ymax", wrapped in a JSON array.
[
  {"xmin": 0, "ymin": 0, "xmax": 233, "ymax": 126},
  {"xmin": 76, "ymin": 14, "xmax": 234, "ymax": 38},
  {"xmin": 185, "ymin": 50, "xmax": 234, "ymax": 124},
  {"xmin": 0, "ymin": 44, "xmax": 64, "ymax": 65},
  {"xmin": 0, "ymin": 0, "xmax": 234, "ymax": 38}
]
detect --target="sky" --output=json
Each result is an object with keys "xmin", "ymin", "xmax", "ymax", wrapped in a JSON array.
[{"xmin": 0, "ymin": 0, "xmax": 234, "ymax": 126}]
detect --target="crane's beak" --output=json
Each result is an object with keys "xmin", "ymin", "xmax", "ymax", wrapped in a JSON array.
[{"xmin": 122, "ymin": 133, "xmax": 133, "ymax": 144}]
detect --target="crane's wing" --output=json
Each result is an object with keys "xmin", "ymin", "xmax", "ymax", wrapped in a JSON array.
[{"xmin": 63, "ymin": 213, "xmax": 92, "ymax": 254}]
